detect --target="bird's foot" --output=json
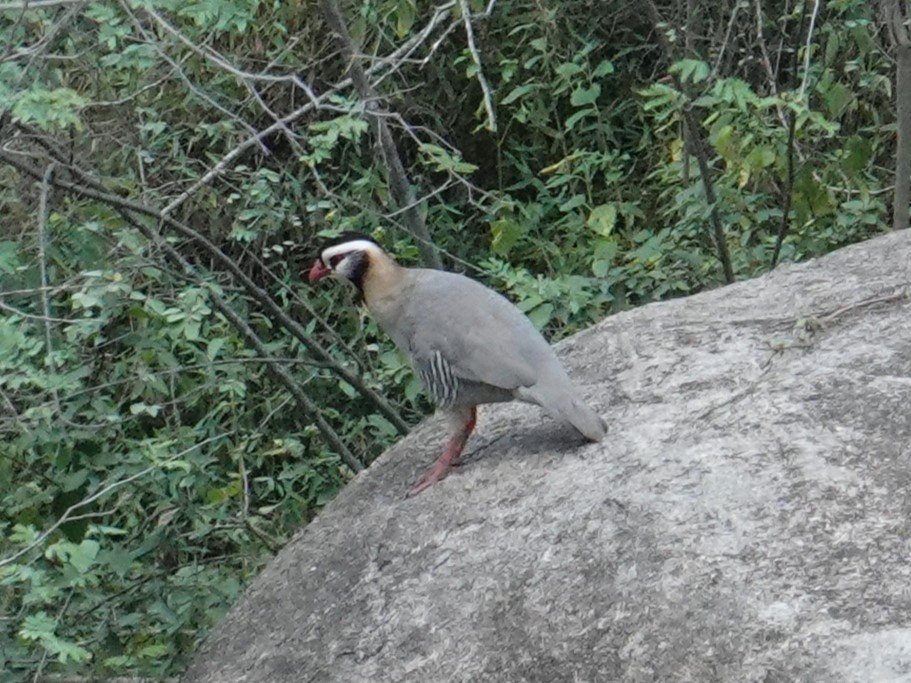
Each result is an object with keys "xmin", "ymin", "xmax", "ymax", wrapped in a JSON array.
[
  {"xmin": 407, "ymin": 407, "xmax": 476, "ymax": 497},
  {"xmin": 407, "ymin": 459, "xmax": 458, "ymax": 496}
]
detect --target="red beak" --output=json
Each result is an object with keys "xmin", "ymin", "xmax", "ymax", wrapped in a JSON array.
[{"xmin": 308, "ymin": 259, "xmax": 332, "ymax": 283}]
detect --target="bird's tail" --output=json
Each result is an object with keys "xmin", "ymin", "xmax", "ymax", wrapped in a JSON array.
[{"xmin": 519, "ymin": 372, "xmax": 606, "ymax": 442}]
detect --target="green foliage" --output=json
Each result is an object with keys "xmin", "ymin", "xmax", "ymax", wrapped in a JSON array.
[
  {"xmin": 0, "ymin": 0, "xmax": 897, "ymax": 680},
  {"xmin": 11, "ymin": 88, "xmax": 87, "ymax": 131}
]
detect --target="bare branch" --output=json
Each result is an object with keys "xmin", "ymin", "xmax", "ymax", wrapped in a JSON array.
[
  {"xmin": 0, "ymin": 298, "xmax": 80, "ymax": 323},
  {"xmin": 457, "ymin": 0, "xmax": 497, "ymax": 131},
  {"xmin": 710, "ymin": 1, "xmax": 742, "ymax": 79},
  {"xmin": 798, "ymin": 0, "xmax": 822, "ymax": 99},
  {"xmin": 38, "ymin": 163, "xmax": 55, "ymax": 364},
  {"xmin": 771, "ymin": 113, "xmax": 797, "ymax": 266},
  {"xmin": 0, "ymin": 0, "xmax": 83, "ymax": 10}
]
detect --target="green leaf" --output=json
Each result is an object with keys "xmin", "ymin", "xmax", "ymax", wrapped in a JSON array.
[
  {"xmin": 395, "ymin": 0, "xmax": 415, "ymax": 38},
  {"xmin": 559, "ymin": 194, "xmax": 586, "ymax": 212},
  {"xmin": 593, "ymin": 60, "xmax": 615, "ymax": 77},
  {"xmin": 500, "ymin": 83, "xmax": 539, "ymax": 106},
  {"xmin": 366, "ymin": 414, "xmax": 398, "ymax": 438},
  {"xmin": 207, "ymin": 337, "xmax": 227, "ymax": 359},
  {"xmin": 745, "ymin": 146, "xmax": 776, "ymax": 171},
  {"xmin": 51, "ymin": 638, "xmax": 92, "ymax": 663},
  {"xmin": 10, "ymin": 524, "xmax": 38, "ymax": 545},
  {"xmin": 19, "ymin": 612, "xmax": 56, "ymax": 641},
  {"xmin": 842, "ymin": 135, "xmax": 872, "ymax": 176},
  {"xmin": 570, "ymin": 84, "xmax": 601, "ymax": 107},
  {"xmin": 490, "ymin": 218, "xmax": 524, "ymax": 256},
  {"xmin": 586, "ymin": 204, "xmax": 617, "ymax": 236},
  {"xmin": 129, "ymin": 402, "xmax": 161, "ymax": 417},
  {"xmin": 564, "ymin": 108, "xmax": 594, "ymax": 131},
  {"xmin": 182, "ymin": 321, "xmax": 201, "ymax": 341},
  {"xmin": 69, "ymin": 539, "xmax": 100, "ymax": 573},
  {"xmin": 526, "ymin": 303, "xmax": 554, "ymax": 329},
  {"xmin": 0, "ymin": 241, "xmax": 21, "ymax": 274},
  {"xmin": 60, "ymin": 469, "xmax": 89, "ymax": 493},
  {"xmin": 823, "ymin": 81, "xmax": 853, "ymax": 118},
  {"xmin": 404, "ymin": 375, "xmax": 423, "ymax": 403},
  {"xmin": 555, "ymin": 62, "xmax": 583, "ymax": 79},
  {"xmin": 138, "ymin": 642, "xmax": 170, "ymax": 659},
  {"xmin": 418, "ymin": 143, "xmax": 478, "ymax": 174},
  {"xmin": 516, "ymin": 294, "xmax": 544, "ymax": 313},
  {"xmin": 338, "ymin": 380, "xmax": 356, "ymax": 398},
  {"xmin": 670, "ymin": 59, "xmax": 710, "ymax": 84},
  {"xmin": 713, "ymin": 78, "xmax": 758, "ymax": 109},
  {"xmin": 12, "ymin": 88, "xmax": 87, "ymax": 131},
  {"xmin": 99, "ymin": 545, "xmax": 134, "ymax": 577}
]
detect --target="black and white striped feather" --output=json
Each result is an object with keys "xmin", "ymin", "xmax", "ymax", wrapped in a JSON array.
[{"xmin": 417, "ymin": 350, "xmax": 461, "ymax": 408}]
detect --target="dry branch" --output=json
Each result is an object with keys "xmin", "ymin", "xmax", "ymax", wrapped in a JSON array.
[
  {"xmin": 879, "ymin": 0, "xmax": 911, "ymax": 230},
  {"xmin": 645, "ymin": 0, "xmax": 735, "ymax": 284},
  {"xmin": 318, "ymin": 0, "xmax": 442, "ymax": 269},
  {"xmin": 457, "ymin": 0, "xmax": 496, "ymax": 132}
]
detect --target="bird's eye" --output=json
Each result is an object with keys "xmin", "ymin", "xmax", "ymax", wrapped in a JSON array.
[{"xmin": 329, "ymin": 253, "xmax": 347, "ymax": 267}]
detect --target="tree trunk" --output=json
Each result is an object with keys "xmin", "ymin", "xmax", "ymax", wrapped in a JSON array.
[
  {"xmin": 895, "ymin": 42, "xmax": 911, "ymax": 230},
  {"xmin": 879, "ymin": 0, "xmax": 911, "ymax": 230}
]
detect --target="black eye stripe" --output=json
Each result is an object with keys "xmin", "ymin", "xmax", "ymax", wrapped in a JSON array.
[{"xmin": 328, "ymin": 253, "xmax": 347, "ymax": 267}]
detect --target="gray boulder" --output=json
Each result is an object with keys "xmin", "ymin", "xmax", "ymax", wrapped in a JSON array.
[{"xmin": 181, "ymin": 231, "xmax": 911, "ymax": 683}]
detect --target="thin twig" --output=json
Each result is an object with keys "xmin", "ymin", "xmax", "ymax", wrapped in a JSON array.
[
  {"xmin": 753, "ymin": 0, "xmax": 790, "ymax": 129},
  {"xmin": 240, "ymin": 246, "xmax": 363, "ymax": 362},
  {"xmin": 457, "ymin": 0, "xmax": 496, "ymax": 131},
  {"xmin": 36, "ymin": 163, "xmax": 63, "ymax": 419},
  {"xmin": 771, "ymin": 112, "xmax": 796, "ymax": 267},
  {"xmin": 238, "ymin": 452, "xmax": 250, "ymax": 519},
  {"xmin": 0, "ymin": 298, "xmax": 77, "ymax": 323},
  {"xmin": 816, "ymin": 288, "xmax": 909, "ymax": 325},
  {"xmin": 644, "ymin": 0, "xmax": 735, "ymax": 283},
  {"xmin": 0, "ymin": 386, "xmax": 26, "ymax": 434},
  {"xmin": 710, "ymin": 0, "xmax": 742, "ymax": 79},
  {"xmin": 798, "ymin": 0, "xmax": 822, "ymax": 99},
  {"xmin": 0, "ymin": 0, "xmax": 83, "ymax": 10},
  {"xmin": 31, "ymin": 588, "xmax": 77, "ymax": 683},
  {"xmin": 118, "ymin": 0, "xmax": 269, "ymax": 153},
  {"xmin": 369, "ymin": 4, "xmax": 457, "ymax": 90}
]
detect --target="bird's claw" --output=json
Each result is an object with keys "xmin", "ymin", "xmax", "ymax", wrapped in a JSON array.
[{"xmin": 406, "ymin": 461, "xmax": 457, "ymax": 496}]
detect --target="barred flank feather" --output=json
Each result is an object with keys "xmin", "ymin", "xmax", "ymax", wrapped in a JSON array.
[{"xmin": 419, "ymin": 350, "xmax": 461, "ymax": 408}]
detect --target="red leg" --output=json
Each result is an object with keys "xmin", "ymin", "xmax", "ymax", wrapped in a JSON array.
[{"xmin": 408, "ymin": 407, "xmax": 477, "ymax": 496}]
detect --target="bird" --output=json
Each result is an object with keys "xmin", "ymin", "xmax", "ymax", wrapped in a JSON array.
[{"xmin": 309, "ymin": 231, "xmax": 605, "ymax": 495}]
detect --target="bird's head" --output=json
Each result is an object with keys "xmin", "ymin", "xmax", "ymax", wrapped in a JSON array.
[{"xmin": 308, "ymin": 231, "xmax": 387, "ymax": 293}]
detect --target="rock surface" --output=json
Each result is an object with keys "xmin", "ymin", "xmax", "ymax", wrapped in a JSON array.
[{"xmin": 182, "ymin": 232, "xmax": 911, "ymax": 683}]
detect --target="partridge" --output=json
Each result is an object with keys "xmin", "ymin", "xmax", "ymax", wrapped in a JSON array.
[{"xmin": 309, "ymin": 232, "xmax": 605, "ymax": 494}]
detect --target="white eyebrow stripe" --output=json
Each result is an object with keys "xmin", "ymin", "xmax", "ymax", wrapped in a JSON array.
[{"xmin": 321, "ymin": 240, "xmax": 384, "ymax": 263}]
